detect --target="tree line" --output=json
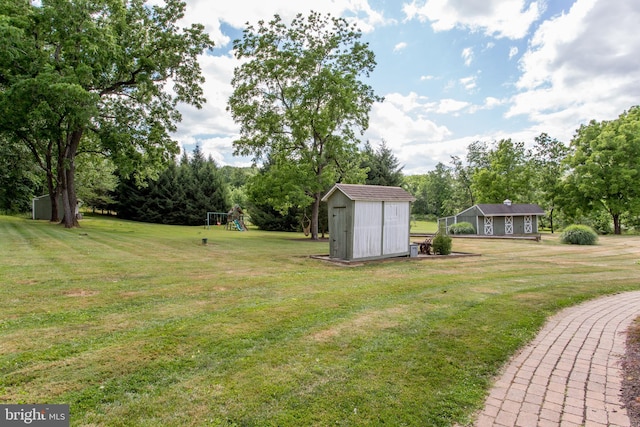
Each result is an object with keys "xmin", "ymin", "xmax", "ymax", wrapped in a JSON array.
[
  {"xmin": 406, "ymin": 106, "xmax": 640, "ymax": 235},
  {"xmin": 4, "ymin": 109, "xmax": 640, "ymax": 235},
  {"xmin": 1, "ymin": 3, "xmax": 639, "ymax": 235}
]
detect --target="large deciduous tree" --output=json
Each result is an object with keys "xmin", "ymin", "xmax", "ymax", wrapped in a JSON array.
[
  {"xmin": 563, "ymin": 106, "xmax": 640, "ymax": 234},
  {"xmin": 228, "ymin": 12, "xmax": 381, "ymax": 240},
  {"xmin": 0, "ymin": 0, "xmax": 213, "ymax": 227},
  {"xmin": 471, "ymin": 139, "xmax": 533, "ymax": 204}
]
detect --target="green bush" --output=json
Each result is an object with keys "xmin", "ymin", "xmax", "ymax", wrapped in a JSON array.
[
  {"xmin": 432, "ymin": 233, "xmax": 452, "ymax": 255},
  {"xmin": 560, "ymin": 225, "xmax": 598, "ymax": 245},
  {"xmin": 448, "ymin": 222, "xmax": 475, "ymax": 235}
]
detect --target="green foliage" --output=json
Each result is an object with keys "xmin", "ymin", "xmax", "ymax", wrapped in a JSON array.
[
  {"xmin": 450, "ymin": 154, "xmax": 476, "ymax": 211},
  {"xmin": 243, "ymin": 159, "xmax": 329, "ymax": 233},
  {"xmin": 405, "ymin": 163, "xmax": 455, "ymax": 218},
  {"xmin": 0, "ymin": 138, "xmax": 43, "ymax": 213},
  {"xmin": 0, "ymin": 0, "xmax": 213, "ymax": 226},
  {"xmin": 530, "ymin": 133, "xmax": 569, "ymax": 233},
  {"xmin": 404, "ymin": 175, "xmax": 429, "ymax": 216},
  {"xmin": 562, "ymin": 106, "xmax": 640, "ymax": 234},
  {"xmin": 586, "ymin": 211, "xmax": 614, "ymax": 235},
  {"xmin": 246, "ymin": 202, "xmax": 301, "ymax": 232},
  {"xmin": 560, "ymin": 225, "xmax": 598, "ymax": 245},
  {"xmin": 75, "ymin": 154, "xmax": 117, "ymax": 213},
  {"xmin": 432, "ymin": 233, "xmax": 453, "ymax": 255},
  {"xmin": 114, "ymin": 146, "xmax": 230, "ymax": 226},
  {"xmin": 228, "ymin": 11, "xmax": 380, "ymax": 239},
  {"xmin": 360, "ymin": 140, "xmax": 404, "ymax": 186},
  {"xmin": 448, "ymin": 222, "xmax": 475, "ymax": 235},
  {"xmin": 472, "ymin": 139, "xmax": 534, "ymax": 204}
]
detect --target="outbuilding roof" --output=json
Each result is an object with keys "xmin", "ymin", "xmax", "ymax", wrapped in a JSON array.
[
  {"xmin": 476, "ymin": 203, "xmax": 545, "ymax": 216},
  {"xmin": 322, "ymin": 183, "xmax": 416, "ymax": 202}
]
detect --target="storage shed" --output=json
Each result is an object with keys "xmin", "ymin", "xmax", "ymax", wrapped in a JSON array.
[
  {"xmin": 32, "ymin": 194, "xmax": 63, "ymax": 220},
  {"xmin": 438, "ymin": 200, "xmax": 545, "ymax": 236},
  {"xmin": 322, "ymin": 184, "xmax": 416, "ymax": 261}
]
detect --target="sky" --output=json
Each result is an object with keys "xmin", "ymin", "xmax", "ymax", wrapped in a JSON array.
[{"xmin": 166, "ymin": 0, "xmax": 640, "ymax": 175}]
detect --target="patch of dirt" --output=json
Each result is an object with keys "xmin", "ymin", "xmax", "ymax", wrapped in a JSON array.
[
  {"xmin": 65, "ymin": 289, "xmax": 99, "ymax": 297},
  {"xmin": 622, "ymin": 316, "xmax": 640, "ymax": 427}
]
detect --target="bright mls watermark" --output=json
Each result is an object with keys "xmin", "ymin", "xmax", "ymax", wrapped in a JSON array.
[{"xmin": 1, "ymin": 405, "xmax": 69, "ymax": 426}]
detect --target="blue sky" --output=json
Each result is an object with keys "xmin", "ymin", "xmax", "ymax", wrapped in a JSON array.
[{"xmin": 166, "ymin": 0, "xmax": 640, "ymax": 175}]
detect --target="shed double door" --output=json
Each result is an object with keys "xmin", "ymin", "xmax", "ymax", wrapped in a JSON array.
[{"xmin": 331, "ymin": 207, "xmax": 347, "ymax": 259}]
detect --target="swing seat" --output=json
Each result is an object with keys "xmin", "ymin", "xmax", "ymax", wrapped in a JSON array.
[{"xmin": 302, "ymin": 214, "xmax": 311, "ymax": 236}]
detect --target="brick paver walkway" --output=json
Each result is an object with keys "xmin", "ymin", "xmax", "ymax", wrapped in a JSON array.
[{"xmin": 475, "ymin": 290, "xmax": 640, "ymax": 427}]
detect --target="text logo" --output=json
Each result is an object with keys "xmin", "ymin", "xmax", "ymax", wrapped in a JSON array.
[{"xmin": 1, "ymin": 405, "xmax": 69, "ymax": 427}]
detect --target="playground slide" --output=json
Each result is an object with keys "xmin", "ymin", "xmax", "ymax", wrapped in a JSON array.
[{"xmin": 233, "ymin": 219, "xmax": 247, "ymax": 231}]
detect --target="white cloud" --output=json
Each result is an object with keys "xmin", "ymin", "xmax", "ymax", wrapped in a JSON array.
[
  {"xmin": 383, "ymin": 92, "xmax": 434, "ymax": 113},
  {"xmin": 507, "ymin": 0, "xmax": 640, "ymax": 142},
  {"xmin": 420, "ymin": 75, "xmax": 435, "ymax": 81},
  {"xmin": 394, "ymin": 42, "xmax": 408, "ymax": 52},
  {"xmin": 170, "ymin": 52, "xmax": 241, "ymax": 162},
  {"xmin": 484, "ymin": 97, "xmax": 504, "ymax": 109},
  {"xmin": 436, "ymin": 99, "xmax": 471, "ymax": 114},
  {"xmin": 459, "ymin": 76, "xmax": 477, "ymax": 91},
  {"xmin": 461, "ymin": 47, "xmax": 474, "ymax": 66},
  {"xmin": 364, "ymin": 96, "xmax": 454, "ymax": 172},
  {"xmin": 508, "ymin": 46, "xmax": 518, "ymax": 60},
  {"xmin": 468, "ymin": 96, "xmax": 505, "ymax": 113},
  {"xmin": 402, "ymin": 0, "xmax": 543, "ymax": 39}
]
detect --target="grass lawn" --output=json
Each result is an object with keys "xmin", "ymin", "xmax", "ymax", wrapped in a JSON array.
[
  {"xmin": 1, "ymin": 214, "xmax": 640, "ymax": 426},
  {"xmin": 410, "ymin": 219, "xmax": 439, "ymax": 234}
]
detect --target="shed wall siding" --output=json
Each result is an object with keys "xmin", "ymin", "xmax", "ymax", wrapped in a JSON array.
[
  {"xmin": 353, "ymin": 201, "xmax": 382, "ymax": 259},
  {"xmin": 383, "ymin": 202, "xmax": 409, "ymax": 255}
]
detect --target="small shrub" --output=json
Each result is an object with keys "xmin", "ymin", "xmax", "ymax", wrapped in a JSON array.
[
  {"xmin": 560, "ymin": 224, "xmax": 598, "ymax": 245},
  {"xmin": 448, "ymin": 222, "xmax": 475, "ymax": 235},
  {"xmin": 432, "ymin": 233, "xmax": 452, "ymax": 255}
]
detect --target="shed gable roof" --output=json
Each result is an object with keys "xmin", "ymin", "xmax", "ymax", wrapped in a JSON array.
[
  {"xmin": 476, "ymin": 203, "xmax": 545, "ymax": 216},
  {"xmin": 322, "ymin": 184, "xmax": 416, "ymax": 202}
]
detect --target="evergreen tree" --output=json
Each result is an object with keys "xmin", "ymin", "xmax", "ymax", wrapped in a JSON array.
[
  {"xmin": 361, "ymin": 140, "xmax": 404, "ymax": 186},
  {"xmin": 113, "ymin": 146, "xmax": 230, "ymax": 225}
]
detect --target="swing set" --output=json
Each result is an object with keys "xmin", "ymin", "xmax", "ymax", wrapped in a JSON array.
[{"xmin": 301, "ymin": 213, "xmax": 311, "ymax": 236}]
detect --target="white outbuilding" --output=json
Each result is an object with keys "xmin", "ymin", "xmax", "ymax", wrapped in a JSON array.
[{"xmin": 322, "ymin": 183, "xmax": 416, "ymax": 261}]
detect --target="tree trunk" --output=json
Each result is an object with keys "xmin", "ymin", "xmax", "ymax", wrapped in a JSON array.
[
  {"xmin": 549, "ymin": 207, "xmax": 554, "ymax": 234},
  {"xmin": 29, "ymin": 139, "xmax": 59, "ymax": 222},
  {"xmin": 60, "ymin": 130, "xmax": 82, "ymax": 228},
  {"xmin": 47, "ymin": 179, "xmax": 60, "ymax": 223},
  {"xmin": 310, "ymin": 192, "xmax": 320, "ymax": 240},
  {"xmin": 613, "ymin": 213, "xmax": 621, "ymax": 235}
]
